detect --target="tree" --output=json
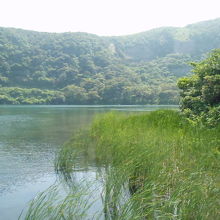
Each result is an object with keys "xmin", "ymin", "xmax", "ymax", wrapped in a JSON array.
[{"xmin": 177, "ymin": 49, "xmax": 220, "ymax": 126}]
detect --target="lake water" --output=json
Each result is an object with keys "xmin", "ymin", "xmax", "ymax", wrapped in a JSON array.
[{"xmin": 0, "ymin": 105, "xmax": 177, "ymax": 220}]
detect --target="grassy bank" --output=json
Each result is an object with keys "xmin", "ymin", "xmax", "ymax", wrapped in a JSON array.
[
  {"xmin": 86, "ymin": 110, "xmax": 220, "ymax": 219},
  {"xmin": 22, "ymin": 110, "xmax": 220, "ymax": 219}
]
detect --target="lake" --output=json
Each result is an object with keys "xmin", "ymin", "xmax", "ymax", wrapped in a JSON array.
[{"xmin": 0, "ymin": 105, "xmax": 177, "ymax": 220}]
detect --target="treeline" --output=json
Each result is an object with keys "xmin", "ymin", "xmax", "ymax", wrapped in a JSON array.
[
  {"xmin": 178, "ymin": 49, "xmax": 220, "ymax": 127},
  {"xmin": 0, "ymin": 84, "xmax": 178, "ymax": 105},
  {"xmin": 1, "ymin": 18, "xmax": 220, "ymax": 104}
]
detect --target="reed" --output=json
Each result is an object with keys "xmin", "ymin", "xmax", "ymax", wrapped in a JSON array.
[
  {"xmin": 22, "ymin": 110, "xmax": 220, "ymax": 219},
  {"xmin": 88, "ymin": 110, "xmax": 220, "ymax": 219}
]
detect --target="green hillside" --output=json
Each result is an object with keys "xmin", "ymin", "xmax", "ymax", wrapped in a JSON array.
[{"xmin": 0, "ymin": 18, "xmax": 220, "ymax": 104}]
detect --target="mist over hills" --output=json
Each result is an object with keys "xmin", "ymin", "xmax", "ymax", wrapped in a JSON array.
[{"xmin": 0, "ymin": 18, "xmax": 220, "ymax": 104}]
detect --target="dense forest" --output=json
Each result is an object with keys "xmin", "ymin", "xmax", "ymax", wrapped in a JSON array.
[
  {"xmin": 0, "ymin": 18, "xmax": 220, "ymax": 104},
  {"xmin": 178, "ymin": 49, "xmax": 220, "ymax": 127}
]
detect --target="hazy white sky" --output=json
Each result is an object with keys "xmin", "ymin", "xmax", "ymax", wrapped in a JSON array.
[{"xmin": 0, "ymin": 0, "xmax": 219, "ymax": 36}]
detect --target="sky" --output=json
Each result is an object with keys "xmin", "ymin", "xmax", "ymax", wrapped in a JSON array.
[{"xmin": 0, "ymin": 0, "xmax": 219, "ymax": 36}]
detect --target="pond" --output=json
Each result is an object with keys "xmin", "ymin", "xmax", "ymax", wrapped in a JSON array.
[{"xmin": 0, "ymin": 105, "xmax": 177, "ymax": 220}]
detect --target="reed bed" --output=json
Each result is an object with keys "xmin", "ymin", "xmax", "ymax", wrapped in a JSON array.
[
  {"xmin": 22, "ymin": 110, "xmax": 220, "ymax": 219},
  {"xmin": 89, "ymin": 110, "xmax": 220, "ymax": 219}
]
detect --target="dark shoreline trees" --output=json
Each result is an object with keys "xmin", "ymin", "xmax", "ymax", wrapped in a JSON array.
[{"xmin": 178, "ymin": 49, "xmax": 220, "ymax": 126}]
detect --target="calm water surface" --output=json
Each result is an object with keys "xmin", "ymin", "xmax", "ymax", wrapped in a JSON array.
[{"xmin": 0, "ymin": 105, "xmax": 177, "ymax": 220}]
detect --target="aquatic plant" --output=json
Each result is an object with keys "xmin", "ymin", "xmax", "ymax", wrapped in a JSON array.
[
  {"xmin": 89, "ymin": 110, "xmax": 220, "ymax": 219},
  {"xmin": 19, "ymin": 180, "xmax": 103, "ymax": 220},
  {"xmin": 22, "ymin": 110, "xmax": 220, "ymax": 219}
]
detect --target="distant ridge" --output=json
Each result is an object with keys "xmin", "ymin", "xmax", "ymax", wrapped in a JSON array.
[
  {"xmin": 2, "ymin": 17, "xmax": 220, "ymax": 36},
  {"xmin": 0, "ymin": 18, "xmax": 220, "ymax": 105}
]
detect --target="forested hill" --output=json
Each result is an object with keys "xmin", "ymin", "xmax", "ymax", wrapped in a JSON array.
[{"xmin": 0, "ymin": 18, "xmax": 220, "ymax": 105}]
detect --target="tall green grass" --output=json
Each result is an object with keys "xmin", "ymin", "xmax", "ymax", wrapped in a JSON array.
[
  {"xmin": 22, "ymin": 110, "xmax": 220, "ymax": 219},
  {"xmin": 19, "ymin": 179, "xmax": 104, "ymax": 220},
  {"xmin": 89, "ymin": 110, "xmax": 220, "ymax": 219}
]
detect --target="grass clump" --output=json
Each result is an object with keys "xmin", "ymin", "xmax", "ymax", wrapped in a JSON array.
[
  {"xmin": 88, "ymin": 110, "xmax": 220, "ymax": 219},
  {"xmin": 19, "ymin": 181, "xmax": 103, "ymax": 220},
  {"xmin": 23, "ymin": 110, "xmax": 220, "ymax": 219}
]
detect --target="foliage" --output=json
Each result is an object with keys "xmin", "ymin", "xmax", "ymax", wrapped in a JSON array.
[
  {"xmin": 19, "ymin": 184, "xmax": 100, "ymax": 220},
  {"xmin": 27, "ymin": 110, "xmax": 220, "ymax": 219},
  {"xmin": 0, "ymin": 87, "xmax": 65, "ymax": 104},
  {"xmin": 89, "ymin": 110, "xmax": 220, "ymax": 219},
  {"xmin": 178, "ymin": 49, "xmax": 220, "ymax": 126},
  {"xmin": 1, "ymin": 18, "xmax": 220, "ymax": 104}
]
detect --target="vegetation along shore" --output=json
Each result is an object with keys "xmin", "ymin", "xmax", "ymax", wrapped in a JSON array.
[
  {"xmin": 1, "ymin": 18, "xmax": 220, "ymax": 105},
  {"xmin": 20, "ymin": 50, "xmax": 220, "ymax": 219}
]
